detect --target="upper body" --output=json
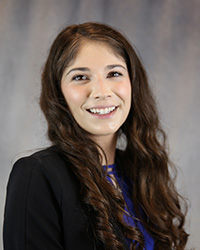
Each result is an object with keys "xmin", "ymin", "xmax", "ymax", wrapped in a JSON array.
[
  {"xmin": 4, "ymin": 145, "xmax": 156, "ymax": 250},
  {"xmin": 3, "ymin": 146, "xmax": 129, "ymax": 250},
  {"xmin": 3, "ymin": 22, "xmax": 188, "ymax": 249}
]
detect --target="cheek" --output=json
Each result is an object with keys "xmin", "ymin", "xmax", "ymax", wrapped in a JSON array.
[
  {"xmin": 118, "ymin": 81, "xmax": 132, "ymax": 103},
  {"xmin": 62, "ymin": 86, "xmax": 84, "ymax": 108}
]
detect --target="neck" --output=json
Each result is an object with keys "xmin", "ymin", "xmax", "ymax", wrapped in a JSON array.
[{"xmin": 93, "ymin": 134, "xmax": 117, "ymax": 165}]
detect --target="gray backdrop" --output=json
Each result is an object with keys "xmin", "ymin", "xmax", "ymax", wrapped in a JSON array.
[{"xmin": 0, "ymin": 0, "xmax": 199, "ymax": 249}]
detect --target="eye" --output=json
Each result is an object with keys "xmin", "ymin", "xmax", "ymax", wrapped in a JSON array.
[
  {"xmin": 107, "ymin": 71, "xmax": 123, "ymax": 78},
  {"xmin": 72, "ymin": 74, "xmax": 89, "ymax": 81}
]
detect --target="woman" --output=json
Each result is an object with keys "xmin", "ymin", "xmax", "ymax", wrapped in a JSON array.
[{"xmin": 3, "ymin": 22, "xmax": 188, "ymax": 249}]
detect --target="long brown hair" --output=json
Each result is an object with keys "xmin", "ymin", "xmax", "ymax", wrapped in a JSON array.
[{"xmin": 40, "ymin": 22, "xmax": 188, "ymax": 249}]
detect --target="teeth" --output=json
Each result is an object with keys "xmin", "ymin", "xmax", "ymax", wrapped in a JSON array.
[{"xmin": 89, "ymin": 106, "xmax": 116, "ymax": 115}]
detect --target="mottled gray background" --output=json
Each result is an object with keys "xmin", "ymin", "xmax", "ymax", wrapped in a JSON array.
[{"xmin": 0, "ymin": 0, "xmax": 199, "ymax": 249}]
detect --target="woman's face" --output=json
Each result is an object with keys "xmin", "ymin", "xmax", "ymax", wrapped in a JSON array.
[{"xmin": 61, "ymin": 42, "xmax": 131, "ymax": 141}]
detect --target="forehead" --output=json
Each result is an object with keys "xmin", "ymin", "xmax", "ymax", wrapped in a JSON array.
[{"xmin": 70, "ymin": 41, "xmax": 125, "ymax": 66}]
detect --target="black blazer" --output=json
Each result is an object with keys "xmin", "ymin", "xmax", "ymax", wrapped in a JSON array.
[{"xmin": 3, "ymin": 146, "xmax": 129, "ymax": 250}]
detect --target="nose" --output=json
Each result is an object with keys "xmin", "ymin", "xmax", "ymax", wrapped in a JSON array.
[{"xmin": 90, "ymin": 76, "xmax": 112, "ymax": 99}]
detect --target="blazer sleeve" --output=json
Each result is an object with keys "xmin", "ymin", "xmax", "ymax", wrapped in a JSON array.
[{"xmin": 3, "ymin": 155, "xmax": 64, "ymax": 250}]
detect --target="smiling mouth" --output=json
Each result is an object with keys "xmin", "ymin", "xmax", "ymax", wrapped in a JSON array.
[{"xmin": 87, "ymin": 106, "xmax": 117, "ymax": 115}]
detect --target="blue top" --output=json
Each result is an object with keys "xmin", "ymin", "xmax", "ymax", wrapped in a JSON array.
[{"xmin": 103, "ymin": 163, "xmax": 154, "ymax": 250}]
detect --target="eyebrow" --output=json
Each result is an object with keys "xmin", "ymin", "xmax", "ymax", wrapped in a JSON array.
[
  {"xmin": 66, "ymin": 67, "xmax": 90, "ymax": 76},
  {"xmin": 106, "ymin": 64, "xmax": 126, "ymax": 70},
  {"xmin": 65, "ymin": 64, "xmax": 126, "ymax": 76}
]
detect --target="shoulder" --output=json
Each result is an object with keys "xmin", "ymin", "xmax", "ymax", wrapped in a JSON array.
[
  {"xmin": 12, "ymin": 146, "xmax": 72, "ymax": 178},
  {"xmin": 8, "ymin": 146, "xmax": 78, "ymax": 203},
  {"xmin": 13, "ymin": 145, "xmax": 66, "ymax": 171}
]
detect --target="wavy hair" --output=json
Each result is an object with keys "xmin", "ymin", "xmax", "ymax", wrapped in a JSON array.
[{"xmin": 40, "ymin": 22, "xmax": 188, "ymax": 249}]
